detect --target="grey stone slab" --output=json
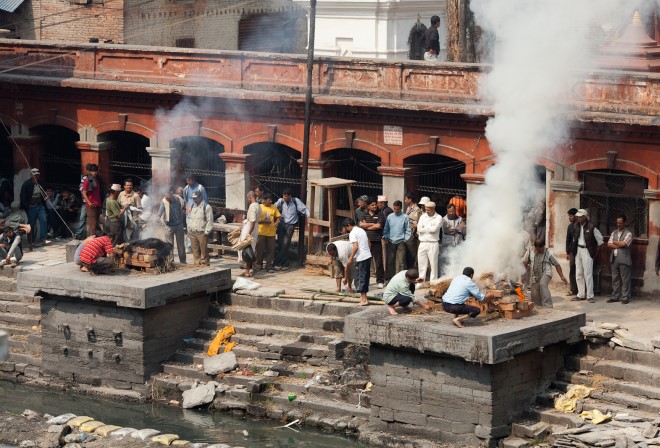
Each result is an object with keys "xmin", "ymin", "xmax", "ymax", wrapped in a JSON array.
[
  {"xmin": 203, "ymin": 352, "xmax": 238, "ymax": 375},
  {"xmin": 17, "ymin": 263, "xmax": 231, "ymax": 309},
  {"xmin": 344, "ymin": 306, "xmax": 585, "ymax": 364},
  {"xmin": 182, "ymin": 382, "xmax": 216, "ymax": 409},
  {"xmin": 130, "ymin": 428, "xmax": 160, "ymax": 440}
]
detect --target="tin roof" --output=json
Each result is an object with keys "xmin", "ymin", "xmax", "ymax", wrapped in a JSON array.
[{"xmin": 0, "ymin": 0, "xmax": 24, "ymax": 12}]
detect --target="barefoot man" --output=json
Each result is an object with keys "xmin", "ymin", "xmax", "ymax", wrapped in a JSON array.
[
  {"xmin": 442, "ymin": 267, "xmax": 497, "ymax": 328},
  {"xmin": 383, "ymin": 269, "xmax": 432, "ymax": 315},
  {"xmin": 344, "ymin": 218, "xmax": 372, "ymax": 307}
]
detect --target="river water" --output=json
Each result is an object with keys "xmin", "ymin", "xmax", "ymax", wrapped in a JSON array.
[{"xmin": 0, "ymin": 381, "xmax": 370, "ymax": 447}]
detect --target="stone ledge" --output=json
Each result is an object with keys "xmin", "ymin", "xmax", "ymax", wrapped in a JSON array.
[{"xmin": 344, "ymin": 306, "xmax": 585, "ymax": 364}]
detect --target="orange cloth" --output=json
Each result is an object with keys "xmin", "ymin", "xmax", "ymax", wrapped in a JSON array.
[
  {"xmin": 207, "ymin": 325, "xmax": 236, "ymax": 356},
  {"xmin": 449, "ymin": 196, "xmax": 466, "ymax": 220}
]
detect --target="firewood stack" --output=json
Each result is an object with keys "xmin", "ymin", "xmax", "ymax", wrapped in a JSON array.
[
  {"xmin": 114, "ymin": 239, "xmax": 174, "ymax": 274},
  {"xmin": 428, "ymin": 272, "xmax": 535, "ymax": 319}
]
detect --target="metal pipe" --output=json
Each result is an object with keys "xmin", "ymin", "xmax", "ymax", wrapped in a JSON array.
[{"xmin": 297, "ymin": 0, "xmax": 317, "ymax": 266}]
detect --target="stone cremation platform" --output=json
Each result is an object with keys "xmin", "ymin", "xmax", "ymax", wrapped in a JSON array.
[
  {"xmin": 17, "ymin": 263, "xmax": 231, "ymax": 390},
  {"xmin": 345, "ymin": 307, "xmax": 586, "ymax": 447}
]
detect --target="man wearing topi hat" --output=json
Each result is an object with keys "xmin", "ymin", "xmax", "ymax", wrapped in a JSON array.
[
  {"xmin": 417, "ymin": 200, "xmax": 442, "ymax": 282},
  {"xmin": 570, "ymin": 209, "xmax": 604, "ymax": 303},
  {"xmin": 105, "ymin": 184, "xmax": 130, "ymax": 245}
]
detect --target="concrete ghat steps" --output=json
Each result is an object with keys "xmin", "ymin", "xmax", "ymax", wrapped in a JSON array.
[
  {"xmin": 558, "ymin": 370, "xmax": 660, "ymax": 401},
  {"xmin": 0, "ymin": 300, "xmax": 40, "ymax": 315},
  {"xmin": 221, "ymin": 294, "xmax": 360, "ymax": 318},
  {"xmin": 185, "ymin": 332, "xmax": 341, "ymax": 354},
  {"xmin": 0, "ymin": 312, "xmax": 40, "ymax": 327},
  {"xmin": 193, "ymin": 324, "xmax": 337, "ymax": 344},
  {"xmin": 0, "ymin": 277, "xmax": 17, "ymax": 291},
  {"xmin": 0, "ymin": 291, "xmax": 39, "ymax": 303},
  {"xmin": 211, "ymin": 306, "xmax": 344, "ymax": 332},
  {"xmin": 566, "ymin": 354, "xmax": 660, "ymax": 388},
  {"xmin": 584, "ymin": 343, "xmax": 660, "ymax": 369}
]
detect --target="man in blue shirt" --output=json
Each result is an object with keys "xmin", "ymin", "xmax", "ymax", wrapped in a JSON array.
[
  {"xmin": 274, "ymin": 188, "xmax": 310, "ymax": 270},
  {"xmin": 182, "ymin": 173, "xmax": 208, "ymax": 216},
  {"xmin": 383, "ymin": 200, "xmax": 411, "ymax": 282},
  {"xmin": 442, "ymin": 267, "xmax": 497, "ymax": 328}
]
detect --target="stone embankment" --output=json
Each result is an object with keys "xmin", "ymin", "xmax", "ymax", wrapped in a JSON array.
[
  {"xmin": 151, "ymin": 292, "xmax": 371, "ymax": 437},
  {"xmin": 0, "ymin": 409, "xmax": 246, "ymax": 447},
  {"xmin": 502, "ymin": 322, "xmax": 660, "ymax": 448}
]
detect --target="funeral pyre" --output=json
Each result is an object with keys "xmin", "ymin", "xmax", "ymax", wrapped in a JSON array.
[
  {"xmin": 428, "ymin": 273, "xmax": 535, "ymax": 319},
  {"xmin": 113, "ymin": 238, "xmax": 175, "ymax": 273}
]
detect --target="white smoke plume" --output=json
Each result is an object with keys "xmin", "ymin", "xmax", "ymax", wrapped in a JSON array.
[{"xmin": 450, "ymin": 0, "xmax": 642, "ymax": 279}]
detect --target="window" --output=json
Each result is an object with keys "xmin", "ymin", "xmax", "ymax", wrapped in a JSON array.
[
  {"xmin": 175, "ymin": 38, "xmax": 195, "ymax": 48},
  {"xmin": 580, "ymin": 170, "xmax": 648, "ymax": 238}
]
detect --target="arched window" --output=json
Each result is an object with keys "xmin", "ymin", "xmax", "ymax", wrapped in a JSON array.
[{"xmin": 580, "ymin": 170, "xmax": 648, "ymax": 237}]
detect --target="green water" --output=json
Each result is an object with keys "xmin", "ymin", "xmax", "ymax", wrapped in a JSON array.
[{"xmin": 0, "ymin": 381, "xmax": 370, "ymax": 447}]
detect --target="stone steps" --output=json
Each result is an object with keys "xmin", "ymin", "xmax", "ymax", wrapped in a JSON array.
[
  {"xmin": 566, "ymin": 354, "xmax": 660, "ymax": 388},
  {"xmin": 558, "ymin": 370, "xmax": 660, "ymax": 401},
  {"xmin": 0, "ymin": 291, "xmax": 39, "ymax": 303},
  {"xmin": 211, "ymin": 306, "xmax": 344, "ymax": 332},
  {"xmin": 185, "ymin": 332, "xmax": 342, "ymax": 356},
  {"xmin": 0, "ymin": 300, "xmax": 40, "ymax": 315},
  {"xmin": 584, "ymin": 343, "xmax": 660, "ymax": 369},
  {"xmin": 220, "ymin": 293, "xmax": 360, "ymax": 318},
  {"xmin": 0, "ymin": 323, "xmax": 32, "ymax": 337},
  {"xmin": 0, "ymin": 277, "xmax": 17, "ymax": 291},
  {"xmin": 0, "ymin": 312, "xmax": 41, "ymax": 327},
  {"xmin": 8, "ymin": 351, "xmax": 42, "ymax": 367}
]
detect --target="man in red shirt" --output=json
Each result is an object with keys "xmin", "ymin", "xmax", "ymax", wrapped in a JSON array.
[
  {"xmin": 79, "ymin": 232, "xmax": 114, "ymax": 275},
  {"xmin": 81, "ymin": 164, "xmax": 102, "ymax": 239}
]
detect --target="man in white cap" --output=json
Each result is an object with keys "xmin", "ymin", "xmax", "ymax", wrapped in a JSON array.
[
  {"xmin": 570, "ymin": 209, "xmax": 603, "ymax": 303},
  {"xmin": 105, "ymin": 184, "xmax": 130, "ymax": 245},
  {"xmin": 417, "ymin": 201, "xmax": 442, "ymax": 282},
  {"xmin": 19, "ymin": 168, "xmax": 49, "ymax": 246}
]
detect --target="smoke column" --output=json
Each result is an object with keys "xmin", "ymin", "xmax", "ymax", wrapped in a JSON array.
[{"xmin": 452, "ymin": 0, "xmax": 638, "ymax": 279}]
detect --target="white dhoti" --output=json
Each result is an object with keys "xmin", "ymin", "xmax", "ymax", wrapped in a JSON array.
[
  {"xmin": 237, "ymin": 219, "xmax": 259, "ymax": 263},
  {"xmin": 417, "ymin": 241, "xmax": 440, "ymax": 281}
]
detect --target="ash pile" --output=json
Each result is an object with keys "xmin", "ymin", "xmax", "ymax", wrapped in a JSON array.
[{"xmin": 114, "ymin": 238, "xmax": 175, "ymax": 274}]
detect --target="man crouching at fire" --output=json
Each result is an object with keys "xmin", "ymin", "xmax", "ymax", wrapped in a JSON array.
[
  {"xmin": 383, "ymin": 269, "xmax": 433, "ymax": 315},
  {"xmin": 79, "ymin": 231, "xmax": 114, "ymax": 275},
  {"xmin": 442, "ymin": 267, "xmax": 498, "ymax": 328}
]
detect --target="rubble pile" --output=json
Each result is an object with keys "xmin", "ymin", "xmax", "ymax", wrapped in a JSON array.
[{"xmin": 580, "ymin": 323, "xmax": 660, "ymax": 354}]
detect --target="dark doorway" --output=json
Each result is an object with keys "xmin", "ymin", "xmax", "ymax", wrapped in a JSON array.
[
  {"xmin": 172, "ymin": 137, "xmax": 226, "ymax": 207},
  {"xmin": 101, "ymin": 131, "xmax": 151, "ymax": 187},
  {"xmin": 245, "ymin": 142, "xmax": 301, "ymax": 200},
  {"xmin": 33, "ymin": 125, "xmax": 81, "ymax": 191},
  {"xmin": 404, "ymin": 153, "xmax": 466, "ymax": 208},
  {"xmin": 322, "ymin": 149, "xmax": 382, "ymax": 211}
]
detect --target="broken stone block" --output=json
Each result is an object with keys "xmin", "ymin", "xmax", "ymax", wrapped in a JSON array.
[
  {"xmin": 601, "ymin": 323, "xmax": 621, "ymax": 331},
  {"xmin": 651, "ymin": 335, "xmax": 660, "ymax": 350},
  {"xmin": 611, "ymin": 336, "xmax": 655, "ymax": 352},
  {"xmin": 182, "ymin": 383, "xmax": 216, "ymax": 409},
  {"xmin": 642, "ymin": 424, "xmax": 659, "ymax": 439},
  {"xmin": 511, "ymin": 422, "xmax": 549, "ymax": 439},
  {"xmin": 203, "ymin": 352, "xmax": 238, "ymax": 375},
  {"xmin": 581, "ymin": 326, "xmax": 614, "ymax": 339},
  {"xmin": 501, "ymin": 436, "xmax": 529, "ymax": 448}
]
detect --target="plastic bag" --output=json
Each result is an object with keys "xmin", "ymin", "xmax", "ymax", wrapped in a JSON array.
[{"xmin": 242, "ymin": 245, "xmax": 256, "ymax": 263}]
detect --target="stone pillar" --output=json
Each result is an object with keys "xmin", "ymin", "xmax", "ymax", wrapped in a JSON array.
[
  {"xmin": 377, "ymin": 166, "xmax": 407, "ymax": 204},
  {"xmin": 146, "ymin": 146, "xmax": 173, "ymax": 197},
  {"xmin": 219, "ymin": 153, "xmax": 249, "ymax": 210},
  {"xmin": 77, "ymin": 141, "xmax": 111, "ymax": 187},
  {"xmin": 461, "ymin": 173, "xmax": 485, "ymax": 226},
  {"xmin": 548, "ymin": 180, "xmax": 581, "ymax": 255},
  {"xmin": 643, "ymin": 189, "xmax": 660, "ymax": 293}
]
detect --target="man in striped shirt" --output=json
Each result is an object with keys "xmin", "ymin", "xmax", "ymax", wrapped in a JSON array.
[{"xmin": 79, "ymin": 232, "xmax": 114, "ymax": 275}]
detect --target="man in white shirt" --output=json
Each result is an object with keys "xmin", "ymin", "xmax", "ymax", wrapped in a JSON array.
[
  {"xmin": 326, "ymin": 240, "xmax": 354, "ymax": 293},
  {"xmin": 239, "ymin": 191, "xmax": 261, "ymax": 277},
  {"xmin": 416, "ymin": 201, "xmax": 442, "ymax": 282},
  {"xmin": 344, "ymin": 218, "xmax": 372, "ymax": 306}
]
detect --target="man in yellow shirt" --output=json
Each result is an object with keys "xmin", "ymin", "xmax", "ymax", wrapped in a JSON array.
[{"xmin": 256, "ymin": 193, "xmax": 281, "ymax": 273}]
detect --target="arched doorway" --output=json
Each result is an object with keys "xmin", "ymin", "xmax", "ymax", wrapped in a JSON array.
[
  {"xmin": 322, "ymin": 149, "xmax": 382, "ymax": 211},
  {"xmin": 171, "ymin": 137, "xmax": 226, "ymax": 207},
  {"xmin": 32, "ymin": 125, "xmax": 81, "ymax": 191},
  {"xmin": 404, "ymin": 153, "xmax": 466, "ymax": 213},
  {"xmin": 100, "ymin": 131, "xmax": 151, "ymax": 187},
  {"xmin": 245, "ymin": 142, "xmax": 301, "ymax": 199}
]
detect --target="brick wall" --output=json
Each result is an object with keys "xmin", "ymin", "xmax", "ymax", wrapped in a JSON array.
[
  {"xmin": 40, "ymin": 293, "xmax": 209, "ymax": 390},
  {"xmin": 0, "ymin": 0, "xmax": 125, "ymax": 43},
  {"xmin": 367, "ymin": 343, "xmax": 566, "ymax": 446}
]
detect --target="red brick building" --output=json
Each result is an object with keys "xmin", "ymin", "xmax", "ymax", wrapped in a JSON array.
[
  {"xmin": 0, "ymin": 18, "xmax": 658, "ymax": 292},
  {"xmin": 0, "ymin": 0, "xmax": 307, "ymax": 51}
]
